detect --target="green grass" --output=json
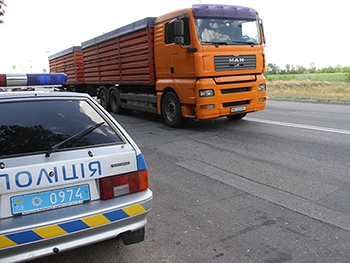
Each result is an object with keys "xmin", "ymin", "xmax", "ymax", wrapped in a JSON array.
[
  {"xmin": 266, "ymin": 73, "xmax": 347, "ymax": 82},
  {"xmin": 267, "ymin": 79, "xmax": 350, "ymax": 102},
  {"xmin": 266, "ymin": 73, "xmax": 350, "ymax": 102}
]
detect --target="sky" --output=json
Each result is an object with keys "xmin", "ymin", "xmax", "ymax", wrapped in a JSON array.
[{"xmin": 0, "ymin": 0, "xmax": 349, "ymax": 73}]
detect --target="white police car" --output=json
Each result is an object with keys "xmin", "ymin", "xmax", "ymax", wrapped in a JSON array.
[{"xmin": 0, "ymin": 91, "xmax": 153, "ymax": 262}]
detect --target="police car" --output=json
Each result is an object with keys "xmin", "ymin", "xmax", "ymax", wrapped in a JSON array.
[{"xmin": 0, "ymin": 91, "xmax": 153, "ymax": 262}]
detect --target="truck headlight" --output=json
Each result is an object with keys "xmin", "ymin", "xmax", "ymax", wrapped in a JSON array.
[
  {"xmin": 199, "ymin": 89, "xmax": 214, "ymax": 97},
  {"xmin": 258, "ymin": 84, "xmax": 266, "ymax": 92}
]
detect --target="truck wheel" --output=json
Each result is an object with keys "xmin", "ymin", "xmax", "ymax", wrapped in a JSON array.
[
  {"xmin": 109, "ymin": 88, "xmax": 131, "ymax": 114},
  {"xmin": 162, "ymin": 92, "xmax": 188, "ymax": 128},
  {"xmin": 226, "ymin": 113, "xmax": 247, "ymax": 120},
  {"xmin": 110, "ymin": 88, "xmax": 123, "ymax": 114},
  {"xmin": 99, "ymin": 88, "xmax": 111, "ymax": 111}
]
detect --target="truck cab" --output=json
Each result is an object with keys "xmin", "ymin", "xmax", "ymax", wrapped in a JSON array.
[{"xmin": 154, "ymin": 4, "xmax": 266, "ymax": 126}]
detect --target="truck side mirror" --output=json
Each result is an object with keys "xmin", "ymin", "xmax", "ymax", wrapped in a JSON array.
[
  {"xmin": 259, "ymin": 19, "xmax": 266, "ymax": 45},
  {"xmin": 174, "ymin": 20, "xmax": 184, "ymax": 45}
]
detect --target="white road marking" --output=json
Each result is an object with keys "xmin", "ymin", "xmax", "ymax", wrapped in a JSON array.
[{"xmin": 246, "ymin": 117, "xmax": 350, "ymax": 135}]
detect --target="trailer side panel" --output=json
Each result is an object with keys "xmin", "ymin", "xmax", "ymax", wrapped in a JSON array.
[
  {"xmin": 48, "ymin": 46, "xmax": 84, "ymax": 84},
  {"xmin": 81, "ymin": 17, "xmax": 156, "ymax": 86}
]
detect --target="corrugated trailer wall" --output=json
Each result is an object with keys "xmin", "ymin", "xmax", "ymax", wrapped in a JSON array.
[
  {"xmin": 82, "ymin": 38, "xmax": 120, "ymax": 83},
  {"xmin": 48, "ymin": 46, "xmax": 84, "ymax": 84},
  {"xmin": 81, "ymin": 17, "xmax": 157, "ymax": 85}
]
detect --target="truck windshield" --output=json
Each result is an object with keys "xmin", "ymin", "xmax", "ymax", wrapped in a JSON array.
[{"xmin": 195, "ymin": 18, "xmax": 261, "ymax": 45}]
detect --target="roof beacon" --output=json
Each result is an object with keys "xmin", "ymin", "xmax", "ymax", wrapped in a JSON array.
[{"xmin": 0, "ymin": 73, "xmax": 67, "ymax": 87}]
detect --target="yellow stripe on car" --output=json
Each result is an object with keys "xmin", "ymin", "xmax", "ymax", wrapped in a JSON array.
[
  {"xmin": 82, "ymin": 214, "xmax": 110, "ymax": 227},
  {"xmin": 123, "ymin": 204, "xmax": 146, "ymax": 216},
  {"xmin": 33, "ymin": 225, "xmax": 68, "ymax": 239},
  {"xmin": 0, "ymin": 203, "xmax": 146, "ymax": 249},
  {"xmin": 0, "ymin": 236, "xmax": 17, "ymax": 249}
]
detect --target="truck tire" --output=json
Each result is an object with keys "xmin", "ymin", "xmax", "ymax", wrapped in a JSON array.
[
  {"xmin": 162, "ymin": 92, "xmax": 188, "ymax": 128},
  {"xmin": 226, "ymin": 113, "xmax": 247, "ymax": 120},
  {"xmin": 110, "ymin": 88, "xmax": 123, "ymax": 114},
  {"xmin": 99, "ymin": 87, "xmax": 111, "ymax": 111},
  {"xmin": 109, "ymin": 88, "xmax": 131, "ymax": 114}
]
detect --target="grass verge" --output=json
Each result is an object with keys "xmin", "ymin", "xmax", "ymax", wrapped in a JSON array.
[{"xmin": 267, "ymin": 80, "xmax": 350, "ymax": 102}]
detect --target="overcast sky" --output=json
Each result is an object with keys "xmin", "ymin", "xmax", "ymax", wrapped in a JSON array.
[{"xmin": 1, "ymin": 0, "xmax": 349, "ymax": 72}]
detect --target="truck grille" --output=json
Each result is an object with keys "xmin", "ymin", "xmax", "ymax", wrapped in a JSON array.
[
  {"xmin": 214, "ymin": 55, "xmax": 256, "ymax": 71},
  {"xmin": 221, "ymin": 87, "xmax": 251, "ymax": 94},
  {"xmin": 223, "ymin": 100, "xmax": 250, "ymax": 108}
]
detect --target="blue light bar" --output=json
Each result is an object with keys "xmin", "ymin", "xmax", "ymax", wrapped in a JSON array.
[
  {"xmin": 0, "ymin": 73, "xmax": 67, "ymax": 87},
  {"xmin": 27, "ymin": 73, "xmax": 67, "ymax": 86}
]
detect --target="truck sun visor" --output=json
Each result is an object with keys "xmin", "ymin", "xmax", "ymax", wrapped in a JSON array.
[{"xmin": 192, "ymin": 4, "xmax": 259, "ymax": 20}]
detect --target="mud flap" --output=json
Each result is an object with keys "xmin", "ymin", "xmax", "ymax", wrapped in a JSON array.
[{"xmin": 121, "ymin": 227, "xmax": 145, "ymax": 245}]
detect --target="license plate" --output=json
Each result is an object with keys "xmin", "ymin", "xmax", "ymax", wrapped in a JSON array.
[
  {"xmin": 230, "ymin": 106, "xmax": 246, "ymax": 113},
  {"xmin": 11, "ymin": 184, "xmax": 90, "ymax": 215}
]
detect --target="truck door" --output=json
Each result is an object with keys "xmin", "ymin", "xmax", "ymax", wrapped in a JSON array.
[{"xmin": 164, "ymin": 17, "xmax": 195, "ymax": 78}]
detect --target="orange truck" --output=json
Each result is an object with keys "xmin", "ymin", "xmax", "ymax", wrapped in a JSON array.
[{"xmin": 49, "ymin": 4, "xmax": 266, "ymax": 127}]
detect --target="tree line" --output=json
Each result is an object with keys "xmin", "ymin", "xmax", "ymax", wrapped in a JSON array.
[
  {"xmin": 266, "ymin": 63, "xmax": 350, "ymax": 75},
  {"xmin": 0, "ymin": 0, "xmax": 5, "ymax": 24}
]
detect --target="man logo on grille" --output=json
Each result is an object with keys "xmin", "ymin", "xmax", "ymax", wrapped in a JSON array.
[
  {"xmin": 229, "ymin": 57, "xmax": 244, "ymax": 68},
  {"xmin": 229, "ymin": 57, "xmax": 244, "ymax": 63}
]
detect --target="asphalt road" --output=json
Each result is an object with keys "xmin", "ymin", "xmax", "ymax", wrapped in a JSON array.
[{"xmin": 34, "ymin": 99, "xmax": 350, "ymax": 263}]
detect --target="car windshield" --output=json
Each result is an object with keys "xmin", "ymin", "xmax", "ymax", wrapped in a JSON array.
[
  {"xmin": 195, "ymin": 18, "xmax": 261, "ymax": 45},
  {"xmin": 0, "ymin": 98, "xmax": 123, "ymax": 157}
]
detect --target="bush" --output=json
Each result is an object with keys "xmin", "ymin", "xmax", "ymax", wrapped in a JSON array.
[{"xmin": 346, "ymin": 73, "xmax": 350, "ymax": 83}]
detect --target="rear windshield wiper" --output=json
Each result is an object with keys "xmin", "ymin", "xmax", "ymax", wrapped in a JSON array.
[{"xmin": 45, "ymin": 122, "xmax": 104, "ymax": 157}]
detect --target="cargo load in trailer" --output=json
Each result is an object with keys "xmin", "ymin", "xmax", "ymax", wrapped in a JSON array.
[{"xmin": 49, "ymin": 4, "xmax": 267, "ymax": 127}]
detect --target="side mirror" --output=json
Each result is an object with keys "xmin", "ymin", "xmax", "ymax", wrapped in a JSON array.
[
  {"xmin": 259, "ymin": 19, "xmax": 266, "ymax": 45},
  {"xmin": 175, "ymin": 36, "xmax": 184, "ymax": 44},
  {"xmin": 174, "ymin": 20, "xmax": 184, "ymax": 45}
]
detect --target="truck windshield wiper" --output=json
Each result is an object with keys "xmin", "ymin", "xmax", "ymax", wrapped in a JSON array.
[
  {"xmin": 201, "ymin": 41, "xmax": 229, "ymax": 45},
  {"xmin": 45, "ymin": 122, "xmax": 104, "ymax": 157},
  {"xmin": 230, "ymin": 41, "xmax": 256, "ymax": 47}
]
